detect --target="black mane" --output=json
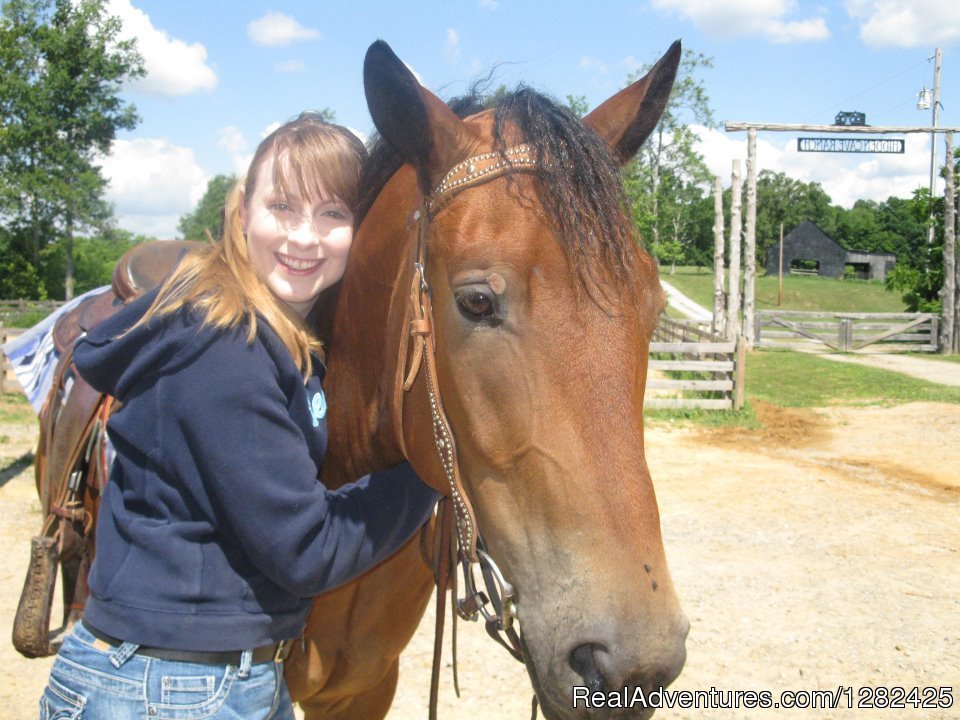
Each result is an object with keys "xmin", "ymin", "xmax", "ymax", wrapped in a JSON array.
[{"xmin": 358, "ymin": 87, "xmax": 639, "ymax": 293}]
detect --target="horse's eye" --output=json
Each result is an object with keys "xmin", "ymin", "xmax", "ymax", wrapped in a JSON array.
[{"xmin": 455, "ymin": 288, "xmax": 495, "ymax": 320}]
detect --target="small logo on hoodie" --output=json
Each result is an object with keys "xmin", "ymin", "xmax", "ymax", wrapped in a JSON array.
[{"xmin": 309, "ymin": 390, "xmax": 327, "ymax": 427}]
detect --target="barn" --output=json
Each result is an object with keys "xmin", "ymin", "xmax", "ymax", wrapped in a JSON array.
[{"xmin": 763, "ymin": 220, "xmax": 896, "ymax": 281}]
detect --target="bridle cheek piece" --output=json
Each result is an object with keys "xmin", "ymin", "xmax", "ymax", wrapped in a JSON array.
[{"xmin": 393, "ymin": 145, "xmax": 537, "ymax": 689}]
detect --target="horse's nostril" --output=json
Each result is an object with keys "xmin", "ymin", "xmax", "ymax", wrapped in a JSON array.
[{"xmin": 569, "ymin": 643, "xmax": 608, "ymax": 694}]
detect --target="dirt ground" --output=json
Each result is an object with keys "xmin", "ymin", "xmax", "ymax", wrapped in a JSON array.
[
  {"xmin": 817, "ymin": 352, "xmax": 960, "ymax": 387},
  {"xmin": 1, "ymin": 387, "xmax": 958, "ymax": 719}
]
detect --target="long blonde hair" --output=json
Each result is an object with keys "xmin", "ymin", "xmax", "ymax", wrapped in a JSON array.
[{"xmin": 133, "ymin": 115, "xmax": 366, "ymax": 378}]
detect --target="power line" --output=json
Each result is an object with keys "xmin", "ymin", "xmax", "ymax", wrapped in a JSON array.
[
  {"xmin": 800, "ymin": 58, "xmax": 929, "ymax": 124},
  {"xmin": 871, "ymin": 97, "xmax": 916, "ymax": 122}
]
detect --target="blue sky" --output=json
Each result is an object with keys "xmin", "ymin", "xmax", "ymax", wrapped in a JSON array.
[{"xmin": 97, "ymin": 0, "xmax": 959, "ymax": 238}]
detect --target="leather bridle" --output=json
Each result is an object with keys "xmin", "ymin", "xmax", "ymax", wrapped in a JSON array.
[{"xmin": 391, "ymin": 144, "xmax": 540, "ymax": 718}]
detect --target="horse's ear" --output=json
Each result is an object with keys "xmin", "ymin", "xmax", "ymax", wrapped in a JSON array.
[
  {"xmin": 583, "ymin": 40, "xmax": 682, "ymax": 165},
  {"xmin": 364, "ymin": 40, "xmax": 475, "ymax": 193}
]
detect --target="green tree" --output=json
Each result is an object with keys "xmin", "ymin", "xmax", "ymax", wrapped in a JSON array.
[
  {"xmin": 876, "ymin": 196, "xmax": 927, "ymax": 265},
  {"xmin": 0, "ymin": 231, "xmax": 45, "ymax": 297},
  {"xmin": 178, "ymin": 174, "xmax": 237, "ymax": 241},
  {"xmin": 565, "ymin": 94, "xmax": 589, "ymax": 119},
  {"xmin": 833, "ymin": 199, "xmax": 881, "ymax": 251},
  {"xmin": 0, "ymin": 0, "xmax": 144, "ymax": 299},
  {"xmin": 623, "ymin": 48, "xmax": 715, "ymax": 264},
  {"xmin": 39, "ymin": 228, "xmax": 145, "ymax": 298},
  {"xmin": 885, "ymin": 187, "xmax": 946, "ymax": 312},
  {"xmin": 753, "ymin": 170, "xmax": 834, "ymax": 259}
]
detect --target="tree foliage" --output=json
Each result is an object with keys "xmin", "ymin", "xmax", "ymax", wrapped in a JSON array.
[
  {"xmin": 178, "ymin": 174, "xmax": 237, "ymax": 242},
  {"xmin": 753, "ymin": 170, "xmax": 834, "ymax": 258},
  {"xmin": 882, "ymin": 187, "xmax": 946, "ymax": 312},
  {"xmin": 623, "ymin": 48, "xmax": 715, "ymax": 268},
  {"xmin": 0, "ymin": 0, "xmax": 143, "ymax": 298},
  {"xmin": 40, "ymin": 228, "xmax": 146, "ymax": 299}
]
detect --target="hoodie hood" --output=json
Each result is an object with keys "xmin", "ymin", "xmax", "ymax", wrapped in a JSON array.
[{"xmin": 73, "ymin": 289, "xmax": 218, "ymax": 400}]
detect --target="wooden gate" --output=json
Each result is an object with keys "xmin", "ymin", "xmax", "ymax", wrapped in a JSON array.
[{"xmin": 755, "ymin": 311, "xmax": 940, "ymax": 353}]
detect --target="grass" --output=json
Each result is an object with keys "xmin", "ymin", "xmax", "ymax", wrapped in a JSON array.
[
  {"xmin": 660, "ymin": 266, "xmax": 906, "ymax": 314},
  {"xmin": 645, "ymin": 404, "xmax": 760, "ymax": 428},
  {"xmin": 646, "ymin": 347, "xmax": 960, "ymax": 429},
  {"xmin": 3, "ymin": 309, "xmax": 53, "ymax": 328},
  {"xmin": 0, "ymin": 391, "xmax": 34, "ymax": 424},
  {"xmin": 746, "ymin": 349, "xmax": 960, "ymax": 407}
]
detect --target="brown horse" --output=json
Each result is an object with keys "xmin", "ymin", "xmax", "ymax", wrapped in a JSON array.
[{"xmin": 285, "ymin": 40, "xmax": 688, "ymax": 720}]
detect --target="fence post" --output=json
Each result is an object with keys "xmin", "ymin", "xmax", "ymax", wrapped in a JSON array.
[
  {"xmin": 930, "ymin": 316, "xmax": 940, "ymax": 352},
  {"xmin": 941, "ymin": 131, "xmax": 956, "ymax": 354},
  {"xmin": 743, "ymin": 128, "xmax": 757, "ymax": 348},
  {"xmin": 727, "ymin": 160, "xmax": 743, "ymax": 340},
  {"xmin": 734, "ymin": 335, "xmax": 747, "ymax": 411},
  {"xmin": 838, "ymin": 317, "xmax": 852, "ymax": 352},
  {"xmin": 712, "ymin": 176, "xmax": 726, "ymax": 337},
  {"xmin": 0, "ymin": 321, "xmax": 5, "ymax": 394},
  {"xmin": 753, "ymin": 313, "xmax": 761, "ymax": 347}
]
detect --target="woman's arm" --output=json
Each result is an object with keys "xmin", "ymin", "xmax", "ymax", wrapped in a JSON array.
[{"xmin": 165, "ymin": 328, "xmax": 438, "ymax": 597}]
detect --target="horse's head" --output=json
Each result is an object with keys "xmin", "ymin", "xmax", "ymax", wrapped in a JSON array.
[{"xmin": 339, "ymin": 39, "xmax": 687, "ymax": 719}]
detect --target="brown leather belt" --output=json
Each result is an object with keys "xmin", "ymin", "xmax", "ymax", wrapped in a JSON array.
[{"xmin": 83, "ymin": 621, "xmax": 293, "ymax": 664}]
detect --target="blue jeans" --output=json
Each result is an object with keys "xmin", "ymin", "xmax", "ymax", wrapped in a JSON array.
[{"xmin": 39, "ymin": 622, "xmax": 295, "ymax": 719}]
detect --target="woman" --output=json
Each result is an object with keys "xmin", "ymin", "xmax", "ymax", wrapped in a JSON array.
[{"xmin": 38, "ymin": 114, "xmax": 439, "ymax": 719}]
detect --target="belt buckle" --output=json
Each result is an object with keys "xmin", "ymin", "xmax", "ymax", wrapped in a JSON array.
[{"xmin": 273, "ymin": 639, "xmax": 291, "ymax": 663}]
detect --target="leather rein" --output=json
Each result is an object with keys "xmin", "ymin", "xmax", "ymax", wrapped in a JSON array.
[{"xmin": 392, "ymin": 145, "xmax": 540, "ymax": 719}]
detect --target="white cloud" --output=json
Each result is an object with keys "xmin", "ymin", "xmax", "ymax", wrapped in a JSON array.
[
  {"xmin": 274, "ymin": 59, "xmax": 306, "ymax": 73},
  {"xmin": 107, "ymin": 0, "xmax": 216, "ymax": 97},
  {"xmin": 247, "ymin": 12, "xmax": 321, "ymax": 47},
  {"xmin": 651, "ymin": 0, "xmax": 830, "ymax": 44},
  {"xmin": 580, "ymin": 56, "xmax": 609, "ymax": 74},
  {"xmin": 217, "ymin": 126, "xmax": 247, "ymax": 155},
  {"xmin": 260, "ymin": 121, "xmax": 282, "ymax": 139},
  {"xmin": 404, "ymin": 62, "xmax": 426, "ymax": 86},
  {"xmin": 844, "ymin": 0, "xmax": 960, "ymax": 48},
  {"xmin": 346, "ymin": 127, "xmax": 369, "ymax": 146},
  {"xmin": 621, "ymin": 55, "xmax": 644, "ymax": 76},
  {"xmin": 443, "ymin": 29, "xmax": 461, "ymax": 63},
  {"xmin": 479, "ymin": 0, "xmax": 498, "ymax": 9},
  {"xmin": 692, "ymin": 125, "xmax": 933, "ymax": 210},
  {"xmin": 97, "ymin": 138, "xmax": 209, "ymax": 238},
  {"xmin": 762, "ymin": 17, "xmax": 830, "ymax": 44}
]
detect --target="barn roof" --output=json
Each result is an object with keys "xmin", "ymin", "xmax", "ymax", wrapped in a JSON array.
[
  {"xmin": 785, "ymin": 220, "xmax": 843, "ymax": 250},
  {"xmin": 786, "ymin": 219, "xmax": 896, "ymax": 258}
]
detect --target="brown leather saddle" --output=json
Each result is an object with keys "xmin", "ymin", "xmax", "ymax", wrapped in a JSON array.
[{"xmin": 13, "ymin": 240, "xmax": 204, "ymax": 658}]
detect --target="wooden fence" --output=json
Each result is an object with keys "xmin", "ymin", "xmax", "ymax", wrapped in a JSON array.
[
  {"xmin": 1, "ymin": 322, "xmax": 17, "ymax": 394},
  {"xmin": 754, "ymin": 311, "xmax": 939, "ymax": 353},
  {"xmin": 646, "ymin": 317, "xmax": 746, "ymax": 411},
  {"xmin": 0, "ymin": 298, "xmax": 65, "ymax": 327},
  {"xmin": 0, "ymin": 299, "xmax": 65, "ymax": 313}
]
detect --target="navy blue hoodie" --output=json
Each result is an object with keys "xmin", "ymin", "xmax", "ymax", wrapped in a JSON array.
[{"xmin": 73, "ymin": 291, "xmax": 438, "ymax": 652}]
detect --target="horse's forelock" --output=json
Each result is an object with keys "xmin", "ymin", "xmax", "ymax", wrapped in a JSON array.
[
  {"xmin": 359, "ymin": 86, "xmax": 649, "ymax": 309},
  {"xmin": 489, "ymin": 87, "xmax": 644, "ymax": 301}
]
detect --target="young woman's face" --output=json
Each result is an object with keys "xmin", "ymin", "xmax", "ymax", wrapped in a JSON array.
[{"xmin": 241, "ymin": 155, "xmax": 354, "ymax": 317}]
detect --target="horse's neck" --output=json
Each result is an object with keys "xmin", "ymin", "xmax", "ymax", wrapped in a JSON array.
[{"xmin": 320, "ymin": 185, "xmax": 413, "ymax": 486}]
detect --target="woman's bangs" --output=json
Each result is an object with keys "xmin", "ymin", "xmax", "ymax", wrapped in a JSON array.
[{"xmin": 274, "ymin": 134, "xmax": 359, "ymax": 210}]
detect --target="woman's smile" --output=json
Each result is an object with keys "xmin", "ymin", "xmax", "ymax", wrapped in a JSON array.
[{"xmin": 275, "ymin": 252, "xmax": 325, "ymax": 275}]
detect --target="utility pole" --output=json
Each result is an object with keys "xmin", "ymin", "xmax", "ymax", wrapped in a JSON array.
[{"xmin": 778, "ymin": 224, "xmax": 784, "ymax": 306}]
